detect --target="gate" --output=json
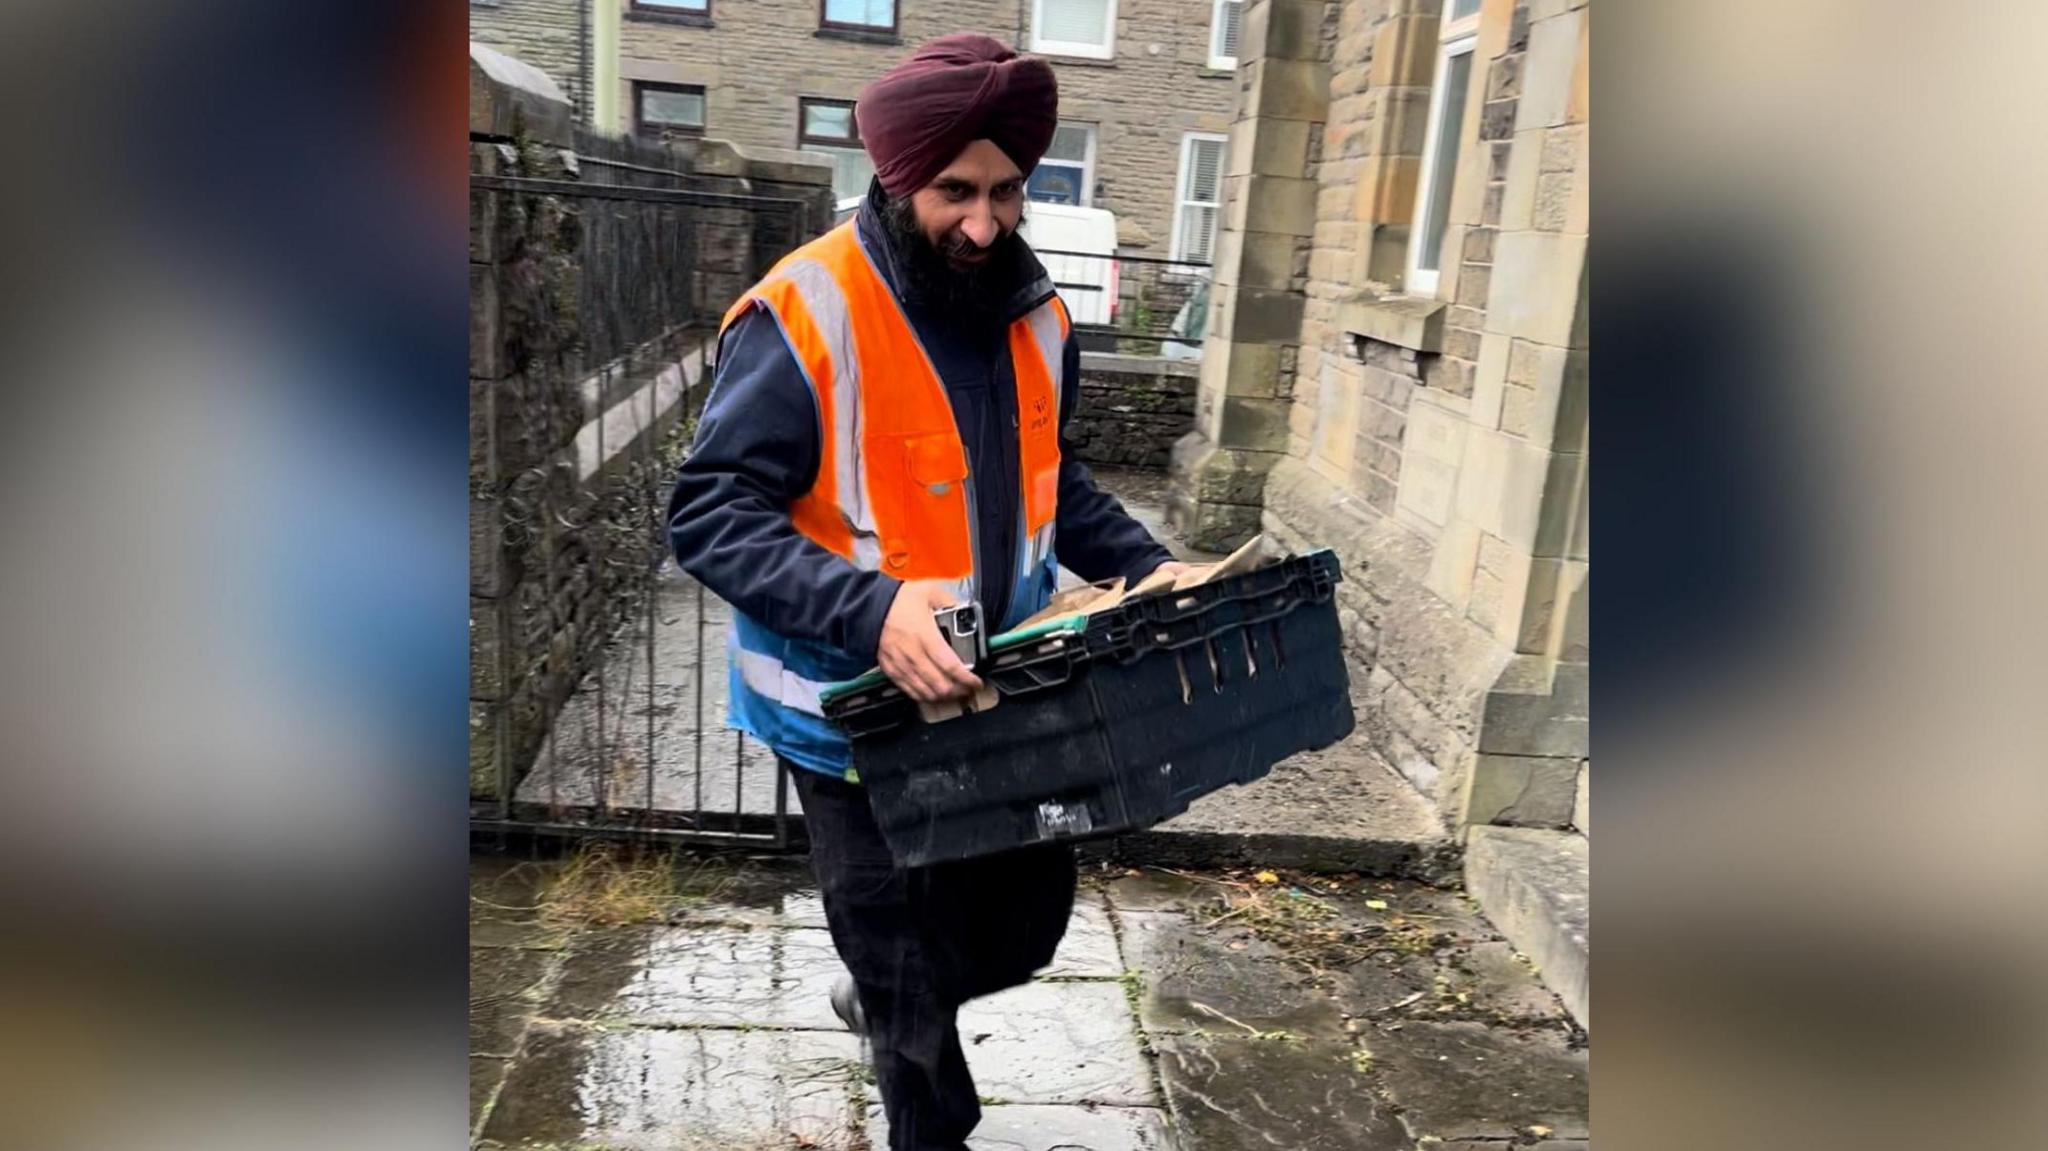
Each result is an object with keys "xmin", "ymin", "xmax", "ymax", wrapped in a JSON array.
[{"xmin": 469, "ymin": 134, "xmax": 828, "ymax": 849}]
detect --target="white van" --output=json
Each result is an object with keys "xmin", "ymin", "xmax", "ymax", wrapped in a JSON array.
[
  {"xmin": 830, "ymin": 197, "xmax": 1122, "ymax": 329},
  {"xmin": 1019, "ymin": 203, "xmax": 1119, "ymax": 328}
]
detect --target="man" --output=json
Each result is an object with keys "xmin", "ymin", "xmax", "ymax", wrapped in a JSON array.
[{"xmin": 668, "ymin": 33, "xmax": 1185, "ymax": 1151}]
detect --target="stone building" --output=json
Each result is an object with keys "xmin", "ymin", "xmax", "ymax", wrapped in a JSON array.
[
  {"xmin": 474, "ymin": 0, "xmax": 1246, "ymax": 258},
  {"xmin": 470, "ymin": 0, "xmax": 593, "ymax": 116},
  {"xmin": 1166, "ymin": 0, "xmax": 1588, "ymax": 1022}
]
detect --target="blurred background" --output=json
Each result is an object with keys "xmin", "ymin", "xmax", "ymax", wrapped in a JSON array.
[{"xmin": 0, "ymin": 1, "xmax": 2042, "ymax": 1149}]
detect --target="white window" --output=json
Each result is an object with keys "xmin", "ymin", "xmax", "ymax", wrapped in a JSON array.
[
  {"xmin": 1031, "ymin": 0, "xmax": 1117, "ymax": 60},
  {"xmin": 1026, "ymin": 123, "xmax": 1096, "ymax": 206},
  {"xmin": 798, "ymin": 99, "xmax": 875, "ymax": 201},
  {"xmin": 1405, "ymin": 0, "xmax": 1481, "ymax": 296},
  {"xmin": 1172, "ymin": 133, "xmax": 1228, "ymax": 264},
  {"xmin": 821, "ymin": 0, "xmax": 896, "ymax": 32},
  {"xmin": 1209, "ymin": 0, "xmax": 1244, "ymax": 70}
]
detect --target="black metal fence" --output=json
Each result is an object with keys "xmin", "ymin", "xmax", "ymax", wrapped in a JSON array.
[
  {"xmin": 1035, "ymin": 248, "xmax": 1212, "ymax": 357},
  {"xmin": 470, "ymin": 132, "xmax": 827, "ymax": 850}
]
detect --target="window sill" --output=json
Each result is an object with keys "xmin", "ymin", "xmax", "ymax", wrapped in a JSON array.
[
  {"xmin": 625, "ymin": 9, "xmax": 712, "ymax": 27},
  {"xmin": 1032, "ymin": 47, "xmax": 1118, "ymax": 66},
  {"xmin": 1340, "ymin": 291, "xmax": 1445, "ymax": 354},
  {"xmin": 1200, "ymin": 63, "xmax": 1236, "ymax": 77},
  {"xmin": 815, "ymin": 26, "xmax": 902, "ymax": 46}
]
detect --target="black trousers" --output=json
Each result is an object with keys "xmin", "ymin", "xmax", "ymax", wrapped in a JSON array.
[{"xmin": 786, "ymin": 763, "xmax": 1077, "ymax": 1151}]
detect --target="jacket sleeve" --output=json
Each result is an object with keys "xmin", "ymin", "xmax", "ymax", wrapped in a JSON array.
[
  {"xmin": 1051, "ymin": 332, "xmax": 1178, "ymax": 584},
  {"xmin": 666, "ymin": 307, "xmax": 900, "ymax": 661}
]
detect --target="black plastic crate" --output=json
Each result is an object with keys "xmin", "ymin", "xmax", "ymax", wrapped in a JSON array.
[{"xmin": 820, "ymin": 550, "xmax": 1355, "ymax": 867}]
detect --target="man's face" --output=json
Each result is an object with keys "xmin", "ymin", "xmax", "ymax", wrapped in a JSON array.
[{"xmin": 909, "ymin": 140, "xmax": 1027, "ymax": 272}]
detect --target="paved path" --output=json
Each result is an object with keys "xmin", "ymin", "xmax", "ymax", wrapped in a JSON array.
[{"xmin": 472, "ymin": 856, "xmax": 1588, "ymax": 1150}]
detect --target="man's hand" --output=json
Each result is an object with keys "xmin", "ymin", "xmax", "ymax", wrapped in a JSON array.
[
  {"xmin": 877, "ymin": 580, "xmax": 984, "ymax": 703},
  {"xmin": 1144, "ymin": 560, "xmax": 1193, "ymax": 583}
]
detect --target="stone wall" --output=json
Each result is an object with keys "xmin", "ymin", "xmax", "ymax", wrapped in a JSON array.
[
  {"xmin": 615, "ymin": 0, "xmax": 1237, "ymax": 253},
  {"xmin": 1170, "ymin": 0, "xmax": 1587, "ymax": 832},
  {"xmin": 469, "ymin": 44, "xmax": 834, "ymax": 801},
  {"xmin": 1067, "ymin": 353, "xmax": 1200, "ymax": 469},
  {"xmin": 470, "ymin": 0, "xmax": 589, "ymax": 116}
]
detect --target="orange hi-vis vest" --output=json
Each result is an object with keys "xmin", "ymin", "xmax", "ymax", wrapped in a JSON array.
[{"xmin": 716, "ymin": 221, "xmax": 1070, "ymax": 778}]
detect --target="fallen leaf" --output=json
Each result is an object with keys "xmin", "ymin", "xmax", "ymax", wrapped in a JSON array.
[
  {"xmin": 1529, "ymin": 1125, "xmax": 1554, "ymax": 1138},
  {"xmin": 1365, "ymin": 899, "xmax": 1389, "ymax": 910},
  {"xmin": 1254, "ymin": 870, "xmax": 1280, "ymax": 885}
]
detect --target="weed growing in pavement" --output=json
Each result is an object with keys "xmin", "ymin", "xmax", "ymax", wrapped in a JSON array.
[
  {"xmin": 1158, "ymin": 867, "xmax": 1452, "ymax": 985},
  {"xmin": 535, "ymin": 843, "xmax": 682, "ymax": 932}
]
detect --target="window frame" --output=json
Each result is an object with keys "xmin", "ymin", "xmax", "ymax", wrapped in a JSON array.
[
  {"xmin": 1170, "ymin": 131, "xmax": 1229, "ymax": 265},
  {"xmin": 1030, "ymin": 0, "xmax": 1119, "ymax": 61},
  {"xmin": 797, "ymin": 98, "xmax": 861, "ymax": 149},
  {"xmin": 1208, "ymin": 0, "xmax": 1243, "ymax": 70},
  {"xmin": 818, "ymin": 0, "xmax": 899, "ymax": 36},
  {"xmin": 796, "ymin": 98, "xmax": 874, "ymax": 201},
  {"xmin": 1404, "ymin": 5, "xmax": 1481, "ymax": 298},
  {"xmin": 1026, "ymin": 121, "xmax": 1097, "ymax": 208},
  {"xmin": 628, "ymin": 0, "xmax": 711, "ymax": 20},
  {"xmin": 633, "ymin": 81, "xmax": 707, "ymax": 139}
]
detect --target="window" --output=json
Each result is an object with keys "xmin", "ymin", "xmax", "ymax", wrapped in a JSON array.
[
  {"xmin": 1209, "ymin": 0, "xmax": 1243, "ymax": 70},
  {"xmin": 1172, "ymin": 133, "xmax": 1227, "ymax": 263},
  {"xmin": 1031, "ymin": 0, "xmax": 1117, "ymax": 60},
  {"xmin": 1405, "ymin": 0, "xmax": 1480, "ymax": 296},
  {"xmin": 820, "ymin": 0, "xmax": 896, "ymax": 33},
  {"xmin": 630, "ymin": 0, "xmax": 709, "ymax": 16},
  {"xmin": 799, "ymin": 99, "xmax": 876, "ymax": 201},
  {"xmin": 634, "ymin": 82, "xmax": 705, "ymax": 140},
  {"xmin": 1026, "ymin": 123, "xmax": 1096, "ymax": 206}
]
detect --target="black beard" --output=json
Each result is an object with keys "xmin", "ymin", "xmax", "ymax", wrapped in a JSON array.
[{"xmin": 879, "ymin": 191, "xmax": 1024, "ymax": 319}]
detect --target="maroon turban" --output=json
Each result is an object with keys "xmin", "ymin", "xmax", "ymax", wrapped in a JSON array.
[{"xmin": 855, "ymin": 34, "xmax": 1059, "ymax": 198}]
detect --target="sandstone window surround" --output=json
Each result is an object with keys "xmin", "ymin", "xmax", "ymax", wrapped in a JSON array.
[
  {"xmin": 1406, "ymin": 0, "xmax": 1482, "ymax": 297},
  {"xmin": 1031, "ymin": 0, "xmax": 1118, "ymax": 61},
  {"xmin": 633, "ymin": 82, "xmax": 706, "ymax": 140},
  {"xmin": 627, "ymin": 0, "xmax": 712, "ymax": 27},
  {"xmin": 798, "ymin": 98, "xmax": 875, "ymax": 202},
  {"xmin": 1026, "ymin": 122, "xmax": 1097, "ymax": 207},
  {"xmin": 1171, "ymin": 132, "xmax": 1227, "ymax": 264},
  {"xmin": 1208, "ymin": 0, "xmax": 1243, "ymax": 70},
  {"xmin": 820, "ymin": 0, "xmax": 898, "ymax": 37}
]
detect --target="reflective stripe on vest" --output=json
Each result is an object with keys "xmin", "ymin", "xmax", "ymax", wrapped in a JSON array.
[{"xmin": 715, "ymin": 222, "xmax": 1067, "ymax": 773}]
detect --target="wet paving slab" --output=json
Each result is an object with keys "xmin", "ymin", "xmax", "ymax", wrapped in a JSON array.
[
  {"xmin": 1362, "ymin": 1020, "xmax": 1588, "ymax": 1144},
  {"xmin": 1117, "ymin": 908, "xmax": 1350, "ymax": 1040},
  {"xmin": 953, "ymin": 980, "xmax": 1157, "ymax": 1106},
  {"xmin": 481, "ymin": 1024, "xmax": 866, "ymax": 1150},
  {"xmin": 472, "ymin": 855, "xmax": 1588, "ymax": 1148},
  {"xmin": 867, "ymin": 1102, "xmax": 1176, "ymax": 1150},
  {"xmin": 547, "ymin": 924, "xmax": 847, "ymax": 1030},
  {"xmin": 1040, "ymin": 891, "xmax": 1124, "ymax": 979},
  {"xmin": 1153, "ymin": 1034, "xmax": 1409, "ymax": 1151}
]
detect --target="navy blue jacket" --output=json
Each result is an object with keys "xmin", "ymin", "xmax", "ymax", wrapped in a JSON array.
[{"xmin": 667, "ymin": 198, "xmax": 1172, "ymax": 663}]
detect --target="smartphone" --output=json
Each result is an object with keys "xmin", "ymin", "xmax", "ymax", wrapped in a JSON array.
[{"xmin": 932, "ymin": 601, "xmax": 986, "ymax": 670}]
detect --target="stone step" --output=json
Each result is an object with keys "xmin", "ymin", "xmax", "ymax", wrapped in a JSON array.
[{"xmin": 1465, "ymin": 826, "xmax": 1589, "ymax": 1028}]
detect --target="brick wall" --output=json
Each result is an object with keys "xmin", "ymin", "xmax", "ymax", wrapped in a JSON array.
[
  {"xmin": 471, "ymin": 0, "xmax": 588, "ymax": 115},
  {"xmin": 616, "ymin": 0, "xmax": 1238, "ymax": 254}
]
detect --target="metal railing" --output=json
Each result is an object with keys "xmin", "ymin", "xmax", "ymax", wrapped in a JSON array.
[
  {"xmin": 470, "ymin": 136, "xmax": 823, "ymax": 850},
  {"xmin": 1034, "ymin": 247, "xmax": 1212, "ymax": 356}
]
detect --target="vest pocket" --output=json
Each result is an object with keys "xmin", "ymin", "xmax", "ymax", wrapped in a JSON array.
[{"xmin": 880, "ymin": 432, "xmax": 973, "ymax": 575}]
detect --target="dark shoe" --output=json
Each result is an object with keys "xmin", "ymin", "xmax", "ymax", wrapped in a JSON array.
[{"xmin": 830, "ymin": 976, "xmax": 867, "ymax": 1037}]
